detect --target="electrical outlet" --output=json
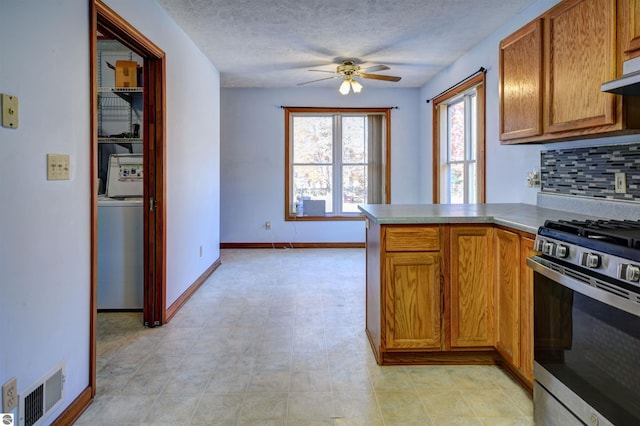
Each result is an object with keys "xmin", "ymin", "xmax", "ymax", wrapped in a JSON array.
[
  {"xmin": 615, "ymin": 172, "xmax": 627, "ymax": 194},
  {"xmin": 2, "ymin": 377, "xmax": 18, "ymax": 412},
  {"xmin": 265, "ymin": 221, "xmax": 271, "ymax": 230}
]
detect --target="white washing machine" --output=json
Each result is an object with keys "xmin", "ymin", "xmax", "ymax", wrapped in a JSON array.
[{"xmin": 97, "ymin": 197, "xmax": 143, "ymax": 309}]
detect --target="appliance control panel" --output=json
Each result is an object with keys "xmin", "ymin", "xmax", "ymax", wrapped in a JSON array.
[{"xmin": 534, "ymin": 236, "xmax": 640, "ymax": 286}]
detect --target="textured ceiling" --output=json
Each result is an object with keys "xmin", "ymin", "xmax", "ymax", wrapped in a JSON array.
[{"xmin": 156, "ymin": 0, "xmax": 537, "ymax": 88}]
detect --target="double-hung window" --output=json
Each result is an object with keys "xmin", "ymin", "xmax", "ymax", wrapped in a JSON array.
[
  {"xmin": 432, "ymin": 73, "xmax": 486, "ymax": 204},
  {"xmin": 285, "ymin": 107, "xmax": 390, "ymax": 220}
]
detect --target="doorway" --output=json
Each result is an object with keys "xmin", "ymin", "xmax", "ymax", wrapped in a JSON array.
[{"xmin": 90, "ymin": 0, "xmax": 166, "ymax": 396}]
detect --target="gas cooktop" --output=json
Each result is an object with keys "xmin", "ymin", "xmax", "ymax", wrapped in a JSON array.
[{"xmin": 542, "ymin": 219, "xmax": 640, "ymax": 249}]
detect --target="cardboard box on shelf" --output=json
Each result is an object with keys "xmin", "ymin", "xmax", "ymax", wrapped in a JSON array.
[{"xmin": 114, "ymin": 60, "xmax": 139, "ymax": 88}]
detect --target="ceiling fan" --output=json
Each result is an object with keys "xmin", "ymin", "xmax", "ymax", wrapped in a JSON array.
[{"xmin": 297, "ymin": 59, "xmax": 402, "ymax": 94}]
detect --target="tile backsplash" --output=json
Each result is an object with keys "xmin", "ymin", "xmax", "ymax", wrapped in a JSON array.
[{"xmin": 540, "ymin": 142, "xmax": 640, "ymax": 202}]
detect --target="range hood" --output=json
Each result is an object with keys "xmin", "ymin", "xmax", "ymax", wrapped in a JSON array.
[{"xmin": 601, "ymin": 56, "xmax": 640, "ymax": 95}]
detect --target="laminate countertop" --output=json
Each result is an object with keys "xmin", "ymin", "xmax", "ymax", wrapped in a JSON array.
[{"xmin": 358, "ymin": 203, "xmax": 602, "ymax": 235}]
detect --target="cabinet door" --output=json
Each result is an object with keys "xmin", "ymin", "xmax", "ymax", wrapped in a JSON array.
[
  {"xmin": 499, "ymin": 19, "xmax": 543, "ymax": 141},
  {"xmin": 520, "ymin": 236, "xmax": 537, "ymax": 384},
  {"xmin": 622, "ymin": 0, "xmax": 640, "ymax": 60},
  {"xmin": 495, "ymin": 229, "xmax": 521, "ymax": 367},
  {"xmin": 449, "ymin": 226, "xmax": 494, "ymax": 348},
  {"xmin": 545, "ymin": 0, "xmax": 618, "ymax": 133},
  {"xmin": 385, "ymin": 252, "xmax": 442, "ymax": 350}
]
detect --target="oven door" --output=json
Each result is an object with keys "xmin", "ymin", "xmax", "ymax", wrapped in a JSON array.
[{"xmin": 527, "ymin": 256, "xmax": 640, "ymax": 426}]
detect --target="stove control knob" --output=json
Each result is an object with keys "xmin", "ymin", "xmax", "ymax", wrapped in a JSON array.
[
  {"xmin": 582, "ymin": 253, "xmax": 601, "ymax": 268},
  {"xmin": 555, "ymin": 244, "xmax": 569, "ymax": 258},
  {"xmin": 542, "ymin": 242, "xmax": 555, "ymax": 256},
  {"xmin": 624, "ymin": 265, "xmax": 640, "ymax": 282},
  {"xmin": 535, "ymin": 239, "xmax": 546, "ymax": 252}
]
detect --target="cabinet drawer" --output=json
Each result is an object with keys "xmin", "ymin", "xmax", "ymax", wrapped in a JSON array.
[{"xmin": 385, "ymin": 226, "xmax": 440, "ymax": 252}]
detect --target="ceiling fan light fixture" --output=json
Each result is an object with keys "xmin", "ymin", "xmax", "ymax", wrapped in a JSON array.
[
  {"xmin": 351, "ymin": 79, "xmax": 363, "ymax": 93},
  {"xmin": 339, "ymin": 79, "xmax": 351, "ymax": 95}
]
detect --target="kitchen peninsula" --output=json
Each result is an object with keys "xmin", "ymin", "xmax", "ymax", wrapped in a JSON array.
[{"xmin": 358, "ymin": 203, "xmax": 596, "ymax": 389}]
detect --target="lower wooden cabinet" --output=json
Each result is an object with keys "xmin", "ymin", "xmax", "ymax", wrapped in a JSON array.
[
  {"xmin": 494, "ymin": 228, "xmax": 537, "ymax": 388},
  {"xmin": 449, "ymin": 226, "xmax": 494, "ymax": 348},
  {"xmin": 520, "ymin": 236, "xmax": 536, "ymax": 383},
  {"xmin": 365, "ymin": 221, "xmax": 536, "ymax": 383},
  {"xmin": 385, "ymin": 252, "xmax": 442, "ymax": 350},
  {"xmin": 495, "ymin": 228, "xmax": 521, "ymax": 367}
]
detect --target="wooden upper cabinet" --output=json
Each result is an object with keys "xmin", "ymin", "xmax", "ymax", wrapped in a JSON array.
[
  {"xmin": 449, "ymin": 226, "xmax": 494, "ymax": 348},
  {"xmin": 622, "ymin": 0, "xmax": 640, "ymax": 59},
  {"xmin": 494, "ymin": 229, "xmax": 521, "ymax": 368},
  {"xmin": 545, "ymin": 0, "xmax": 618, "ymax": 133},
  {"xmin": 384, "ymin": 252, "xmax": 442, "ymax": 350},
  {"xmin": 499, "ymin": 19, "xmax": 543, "ymax": 140},
  {"xmin": 499, "ymin": 0, "xmax": 640, "ymax": 143}
]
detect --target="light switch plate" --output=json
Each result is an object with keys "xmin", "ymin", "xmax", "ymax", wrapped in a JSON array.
[
  {"xmin": 1, "ymin": 93, "xmax": 19, "ymax": 129},
  {"xmin": 47, "ymin": 154, "xmax": 70, "ymax": 180}
]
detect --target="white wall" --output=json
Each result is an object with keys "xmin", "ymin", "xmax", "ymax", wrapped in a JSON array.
[
  {"xmin": 220, "ymin": 87, "xmax": 420, "ymax": 243},
  {"xmin": 0, "ymin": 0, "xmax": 220, "ymax": 422}
]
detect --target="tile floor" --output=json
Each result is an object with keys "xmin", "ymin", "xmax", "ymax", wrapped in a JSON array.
[{"xmin": 76, "ymin": 248, "xmax": 533, "ymax": 425}]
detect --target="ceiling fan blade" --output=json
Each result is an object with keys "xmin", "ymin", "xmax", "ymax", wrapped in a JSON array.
[
  {"xmin": 297, "ymin": 75, "xmax": 340, "ymax": 86},
  {"xmin": 308, "ymin": 70, "xmax": 338, "ymax": 74},
  {"xmin": 362, "ymin": 65, "xmax": 390, "ymax": 73},
  {"xmin": 361, "ymin": 73, "xmax": 402, "ymax": 82}
]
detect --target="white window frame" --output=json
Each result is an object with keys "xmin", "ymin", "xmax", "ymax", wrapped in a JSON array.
[
  {"xmin": 432, "ymin": 73, "xmax": 486, "ymax": 204},
  {"xmin": 285, "ymin": 107, "xmax": 391, "ymax": 221}
]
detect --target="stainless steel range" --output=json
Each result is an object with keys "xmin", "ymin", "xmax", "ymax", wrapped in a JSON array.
[{"xmin": 527, "ymin": 219, "xmax": 640, "ymax": 426}]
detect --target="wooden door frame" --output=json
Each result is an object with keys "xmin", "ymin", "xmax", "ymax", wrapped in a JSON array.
[{"xmin": 89, "ymin": 0, "xmax": 166, "ymax": 397}]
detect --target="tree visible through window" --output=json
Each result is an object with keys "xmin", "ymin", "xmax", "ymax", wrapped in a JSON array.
[{"xmin": 285, "ymin": 108, "xmax": 390, "ymax": 220}]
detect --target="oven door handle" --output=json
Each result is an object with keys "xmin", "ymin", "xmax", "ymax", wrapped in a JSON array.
[{"xmin": 527, "ymin": 256, "xmax": 640, "ymax": 317}]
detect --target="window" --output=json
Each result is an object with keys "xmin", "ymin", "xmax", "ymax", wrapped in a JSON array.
[
  {"xmin": 285, "ymin": 107, "xmax": 390, "ymax": 220},
  {"xmin": 432, "ymin": 73, "xmax": 485, "ymax": 204}
]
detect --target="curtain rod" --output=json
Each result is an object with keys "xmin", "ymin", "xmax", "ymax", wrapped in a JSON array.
[
  {"xmin": 280, "ymin": 106, "xmax": 399, "ymax": 109},
  {"xmin": 426, "ymin": 67, "xmax": 486, "ymax": 103}
]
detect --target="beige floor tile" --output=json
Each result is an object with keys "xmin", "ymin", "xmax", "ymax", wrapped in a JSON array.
[
  {"xmin": 292, "ymin": 351, "xmax": 329, "ymax": 371},
  {"xmin": 406, "ymin": 365, "xmax": 458, "ymax": 390},
  {"xmin": 143, "ymin": 394, "xmax": 200, "ymax": 423},
  {"xmin": 239, "ymin": 392, "xmax": 288, "ymax": 421},
  {"xmin": 79, "ymin": 249, "xmax": 534, "ymax": 425},
  {"xmin": 161, "ymin": 367, "xmax": 211, "ymax": 395},
  {"xmin": 95, "ymin": 370, "xmax": 132, "ymax": 396},
  {"xmin": 98, "ymin": 395, "xmax": 157, "ymax": 423},
  {"xmin": 290, "ymin": 369, "xmax": 332, "ymax": 392},
  {"xmin": 287, "ymin": 391, "xmax": 335, "ymax": 423},
  {"xmin": 418, "ymin": 389, "xmax": 476, "ymax": 417},
  {"xmin": 461, "ymin": 389, "xmax": 527, "ymax": 417},
  {"xmin": 247, "ymin": 369, "xmax": 291, "ymax": 392},
  {"xmin": 478, "ymin": 416, "xmax": 534, "ymax": 425},
  {"xmin": 375, "ymin": 390, "xmax": 429, "ymax": 422},
  {"xmin": 124, "ymin": 372, "xmax": 169, "ymax": 395},
  {"xmin": 205, "ymin": 370, "xmax": 252, "ymax": 394},
  {"xmin": 190, "ymin": 393, "xmax": 244, "ymax": 425},
  {"xmin": 448, "ymin": 366, "xmax": 500, "ymax": 390},
  {"xmin": 330, "ymin": 366, "xmax": 372, "ymax": 392},
  {"xmin": 254, "ymin": 351, "xmax": 293, "ymax": 371},
  {"xmin": 368, "ymin": 365, "xmax": 415, "ymax": 391},
  {"xmin": 72, "ymin": 394, "xmax": 112, "ymax": 425},
  {"xmin": 332, "ymin": 391, "xmax": 384, "ymax": 425},
  {"xmin": 430, "ymin": 417, "xmax": 484, "ymax": 425}
]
